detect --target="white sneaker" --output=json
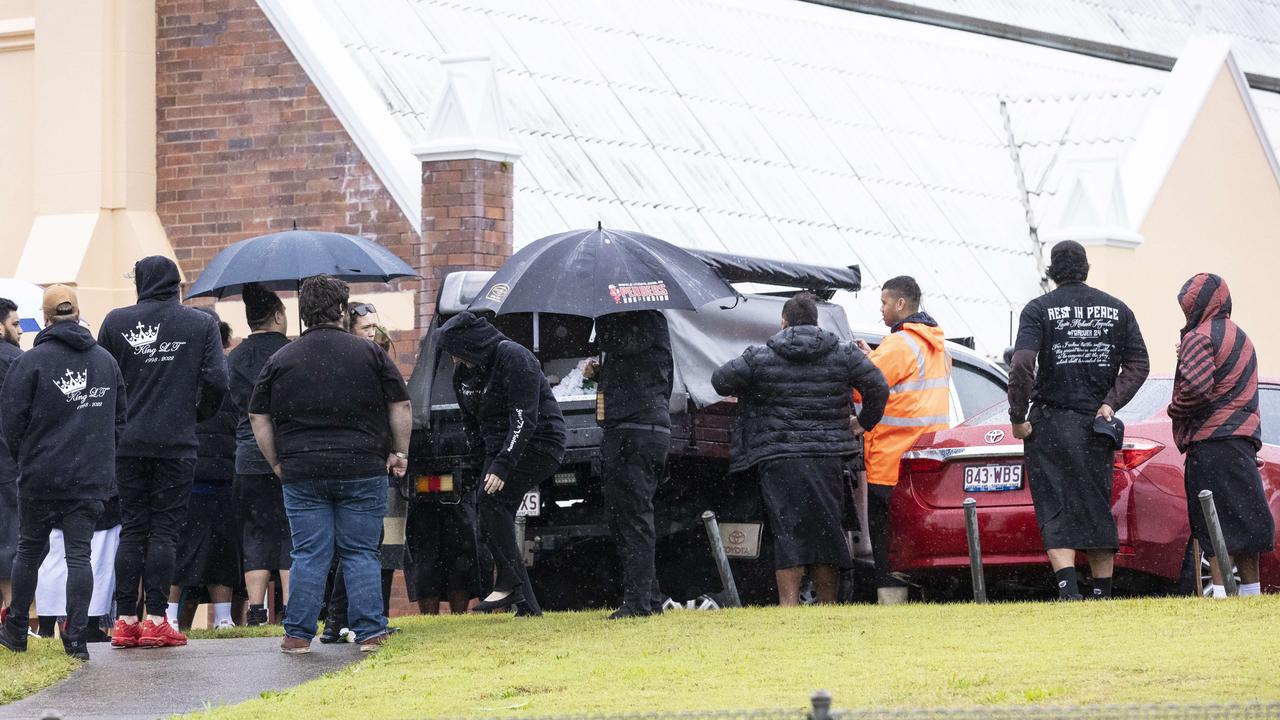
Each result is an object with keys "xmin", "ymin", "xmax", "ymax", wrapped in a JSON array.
[{"xmin": 213, "ymin": 620, "xmax": 236, "ymax": 631}]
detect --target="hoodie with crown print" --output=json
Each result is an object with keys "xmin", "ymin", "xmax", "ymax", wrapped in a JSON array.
[
  {"xmin": 98, "ymin": 256, "xmax": 228, "ymax": 459},
  {"xmin": 1, "ymin": 321, "xmax": 127, "ymax": 501}
]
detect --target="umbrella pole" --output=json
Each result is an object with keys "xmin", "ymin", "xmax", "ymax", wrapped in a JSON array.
[{"xmin": 532, "ymin": 311, "xmax": 540, "ymax": 353}]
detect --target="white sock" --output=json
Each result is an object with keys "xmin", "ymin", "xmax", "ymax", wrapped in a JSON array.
[
  {"xmin": 166, "ymin": 602, "xmax": 180, "ymax": 624},
  {"xmin": 1211, "ymin": 584, "xmax": 1227, "ymax": 599},
  {"xmin": 213, "ymin": 602, "xmax": 233, "ymax": 625},
  {"xmin": 1240, "ymin": 582, "xmax": 1261, "ymax": 597}
]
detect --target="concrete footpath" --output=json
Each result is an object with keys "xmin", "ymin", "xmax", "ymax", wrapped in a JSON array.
[{"xmin": 0, "ymin": 637, "xmax": 361, "ymax": 720}]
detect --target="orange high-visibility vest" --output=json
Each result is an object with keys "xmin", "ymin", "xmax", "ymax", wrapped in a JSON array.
[{"xmin": 863, "ymin": 322, "xmax": 951, "ymax": 486}]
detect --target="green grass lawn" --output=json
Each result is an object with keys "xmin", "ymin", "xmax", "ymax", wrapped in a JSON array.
[
  {"xmin": 184, "ymin": 596, "xmax": 1280, "ymax": 719},
  {"xmin": 0, "ymin": 637, "xmax": 79, "ymax": 705}
]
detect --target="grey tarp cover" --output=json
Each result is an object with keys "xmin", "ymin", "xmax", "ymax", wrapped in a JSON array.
[
  {"xmin": 663, "ymin": 295, "xmax": 854, "ymax": 410},
  {"xmin": 688, "ymin": 250, "xmax": 861, "ymax": 292}
]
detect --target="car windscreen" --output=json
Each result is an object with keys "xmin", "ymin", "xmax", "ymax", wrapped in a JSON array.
[{"xmin": 967, "ymin": 377, "xmax": 1174, "ymax": 427}]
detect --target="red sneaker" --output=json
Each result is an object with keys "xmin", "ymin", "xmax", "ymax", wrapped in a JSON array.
[
  {"xmin": 111, "ymin": 619, "xmax": 141, "ymax": 649},
  {"xmin": 138, "ymin": 619, "xmax": 187, "ymax": 648}
]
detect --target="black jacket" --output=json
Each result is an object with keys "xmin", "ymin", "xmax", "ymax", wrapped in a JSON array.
[
  {"xmin": 227, "ymin": 331, "xmax": 289, "ymax": 474},
  {"xmin": 711, "ymin": 324, "xmax": 888, "ymax": 473},
  {"xmin": 98, "ymin": 256, "xmax": 229, "ymax": 459},
  {"xmin": 1, "ymin": 322, "xmax": 127, "ymax": 501},
  {"xmin": 596, "ymin": 311, "xmax": 673, "ymax": 430},
  {"xmin": 195, "ymin": 395, "xmax": 237, "ymax": 486},
  {"xmin": 437, "ymin": 312, "xmax": 566, "ymax": 480},
  {"xmin": 0, "ymin": 342, "xmax": 22, "ymax": 497}
]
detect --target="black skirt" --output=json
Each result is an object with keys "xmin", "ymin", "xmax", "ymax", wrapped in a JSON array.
[
  {"xmin": 1024, "ymin": 406, "xmax": 1118, "ymax": 550},
  {"xmin": 173, "ymin": 489, "xmax": 241, "ymax": 588},
  {"xmin": 1185, "ymin": 437, "xmax": 1276, "ymax": 557},
  {"xmin": 758, "ymin": 455, "xmax": 854, "ymax": 570}
]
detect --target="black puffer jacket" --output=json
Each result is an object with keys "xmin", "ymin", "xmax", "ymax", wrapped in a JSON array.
[
  {"xmin": 436, "ymin": 312, "xmax": 566, "ymax": 480},
  {"xmin": 596, "ymin": 310, "xmax": 672, "ymax": 430},
  {"xmin": 712, "ymin": 324, "xmax": 888, "ymax": 473}
]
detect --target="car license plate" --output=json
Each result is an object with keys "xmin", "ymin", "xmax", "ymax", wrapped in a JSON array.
[
  {"xmin": 963, "ymin": 464, "xmax": 1023, "ymax": 492},
  {"xmin": 516, "ymin": 490, "xmax": 541, "ymax": 517}
]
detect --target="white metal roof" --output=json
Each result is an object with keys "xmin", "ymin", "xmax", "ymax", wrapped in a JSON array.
[
  {"xmin": 258, "ymin": 0, "xmax": 1280, "ymax": 355},
  {"xmin": 897, "ymin": 0, "xmax": 1280, "ymax": 84}
]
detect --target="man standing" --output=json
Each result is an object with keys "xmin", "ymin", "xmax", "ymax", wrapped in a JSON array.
[
  {"xmin": 100, "ymin": 256, "xmax": 228, "ymax": 648},
  {"xmin": 1169, "ymin": 273, "xmax": 1274, "ymax": 598},
  {"xmin": 712, "ymin": 293, "xmax": 888, "ymax": 606},
  {"xmin": 585, "ymin": 311, "xmax": 673, "ymax": 619},
  {"xmin": 0, "ymin": 298, "xmax": 22, "ymax": 616},
  {"xmin": 0, "ymin": 286, "xmax": 126, "ymax": 660},
  {"xmin": 227, "ymin": 284, "xmax": 291, "ymax": 626},
  {"xmin": 249, "ymin": 275, "xmax": 410, "ymax": 653},
  {"xmin": 854, "ymin": 277, "xmax": 951, "ymax": 605},
  {"xmin": 1008, "ymin": 241, "xmax": 1149, "ymax": 600}
]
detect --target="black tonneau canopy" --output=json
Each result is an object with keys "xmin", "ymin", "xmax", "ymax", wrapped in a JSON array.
[{"xmin": 690, "ymin": 250, "xmax": 861, "ymax": 292}]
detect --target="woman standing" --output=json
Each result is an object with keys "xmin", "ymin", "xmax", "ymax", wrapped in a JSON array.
[{"xmin": 436, "ymin": 312, "xmax": 565, "ymax": 617}]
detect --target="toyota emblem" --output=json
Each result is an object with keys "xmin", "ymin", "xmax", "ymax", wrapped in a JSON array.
[{"xmin": 984, "ymin": 429, "xmax": 1005, "ymax": 444}]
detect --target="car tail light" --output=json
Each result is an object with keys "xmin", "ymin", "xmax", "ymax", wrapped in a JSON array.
[
  {"xmin": 1113, "ymin": 439, "xmax": 1164, "ymax": 470},
  {"xmin": 900, "ymin": 449, "xmax": 952, "ymax": 476}
]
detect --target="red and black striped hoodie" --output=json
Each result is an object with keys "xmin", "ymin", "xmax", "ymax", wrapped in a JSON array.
[{"xmin": 1168, "ymin": 273, "xmax": 1261, "ymax": 453}]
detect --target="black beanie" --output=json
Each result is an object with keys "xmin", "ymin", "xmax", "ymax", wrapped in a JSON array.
[{"xmin": 243, "ymin": 283, "xmax": 283, "ymax": 327}]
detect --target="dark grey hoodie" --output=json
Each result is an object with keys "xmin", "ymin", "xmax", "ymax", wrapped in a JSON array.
[
  {"xmin": 436, "ymin": 311, "xmax": 566, "ymax": 480},
  {"xmin": 1, "ymin": 321, "xmax": 127, "ymax": 501},
  {"xmin": 98, "ymin": 256, "xmax": 228, "ymax": 459}
]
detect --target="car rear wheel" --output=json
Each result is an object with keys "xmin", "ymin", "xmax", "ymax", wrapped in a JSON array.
[{"xmin": 1177, "ymin": 538, "xmax": 1241, "ymax": 596}]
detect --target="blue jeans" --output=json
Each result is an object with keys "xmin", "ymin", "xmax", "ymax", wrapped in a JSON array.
[{"xmin": 282, "ymin": 476, "xmax": 387, "ymax": 642}]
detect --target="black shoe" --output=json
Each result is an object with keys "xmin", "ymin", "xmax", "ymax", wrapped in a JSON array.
[
  {"xmin": 513, "ymin": 601, "xmax": 542, "ymax": 618},
  {"xmin": 0, "ymin": 623, "xmax": 28, "ymax": 653},
  {"xmin": 63, "ymin": 641, "xmax": 89, "ymax": 661},
  {"xmin": 246, "ymin": 606, "xmax": 269, "ymax": 626},
  {"xmin": 472, "ymin": 592, "xmax": 524, "ymax": 613},
  {"xmin": 318, "ymin": 623, "xmax": 344, "ymax": 644},
  {"xmin": 607, "ymin": 605, "xmax": 652, "ymax": 620}
]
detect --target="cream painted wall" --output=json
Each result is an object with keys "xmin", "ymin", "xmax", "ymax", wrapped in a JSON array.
[
  {"xmin": 1094, "ymin": 66, "xmax": 1280, "ymax": 376},
  {"xmin": 13, "ymin": 0, "xmax": 172, "ymax": 328},
  {"xmin": 0, "ymin": 7, "xmax": 34, "ymax": 276}
]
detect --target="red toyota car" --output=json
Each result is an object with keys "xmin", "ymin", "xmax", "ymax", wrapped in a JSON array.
[{"xmin": 891, "ymin": 377, "xmax": 1280, "ymax": 597}]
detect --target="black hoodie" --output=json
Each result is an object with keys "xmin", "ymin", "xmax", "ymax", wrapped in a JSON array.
[
  {"xmin": 712, "ymin": 324, "xmax": 888, "ymax": 473},
  {"xmin": 1, "ymin": 322, "xmax": 127, "ymax": 501},
  {"xmin": 436, "ymin": 312, "xmax": 566, "ymax": 480},
  {"xmin": 595, "ymin": 311, "xmax": 673, "ymax": 430},
  {"xmin": 98, "ymin": 256, "xmax": 228, "ymax": 459},
  {"xmin": 0, "ymin": 341, "xmax": 22, "ymax": 497}
]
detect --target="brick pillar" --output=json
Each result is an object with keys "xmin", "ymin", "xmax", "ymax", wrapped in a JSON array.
[{"xmin": 417, "ymin": 159, "xmax": 514, "ymax": 326}]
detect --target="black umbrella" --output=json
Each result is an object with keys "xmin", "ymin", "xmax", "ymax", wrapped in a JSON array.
[
  {"xmin": 185, "ymin": 229, "xmax": 417, "ymax": 299},
  {"xmin": 469, "ymin": 227, "xmax": 735, "ymax": 317}
]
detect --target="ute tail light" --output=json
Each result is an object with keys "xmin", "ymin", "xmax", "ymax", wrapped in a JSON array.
[{"xmin": 1113, "ymin": 439, "xmax": 1164, "ymax": 470}]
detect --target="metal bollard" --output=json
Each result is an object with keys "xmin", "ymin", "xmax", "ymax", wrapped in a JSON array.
[
  {"xmin": 809, "ymin": 690, "xmax": 832, "ymax": 720},
  {"xmin": 1198, "ymin": 490, "xmax": 1239, "ymax": 596},
  {"xmin": 514, "ymin": 515, "xmax": 527, "ymax": 563},
  {"xmin": 963, "ymin": 498, "xmax": 988, "ymax": 604},
  {"xmin": 701, "ymin": 511, "xmax": 742, "ymax": 608}
]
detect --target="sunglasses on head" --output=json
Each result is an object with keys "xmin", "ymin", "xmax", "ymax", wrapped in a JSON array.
[{"xmin": 349, "ymin": 303, "xmax": 377, "ymax": 317}]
